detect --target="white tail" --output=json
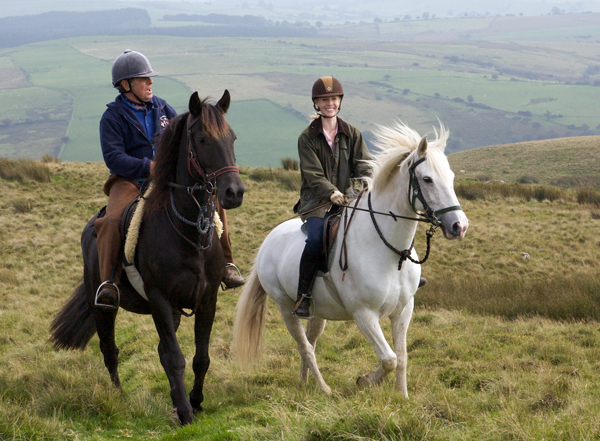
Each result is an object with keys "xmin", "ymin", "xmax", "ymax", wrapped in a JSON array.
[{"xmin": 231, "ymin": 264, "xmax": 269, "ymax": 367}]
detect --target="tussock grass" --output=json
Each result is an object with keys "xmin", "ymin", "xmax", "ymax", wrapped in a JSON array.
[
  {"xmin": 1, "ymin": 161, "xmax": 600, "ymax": 440},
  {"xmin": 281, "ymin": 157, "xmax": 299, "ymax": 171},
  {"xmin": 0, "ymin": 157, "xmax": 52, "ymax": 182},
  {"xmin": 455, "ymin": 181, "xmax": 569, "ymax": 203},
  {"xmin": 576, "ymin": 186, "xmax": 600, "ymax": 206},
  {"xmin": 245, "ymin": 166, "xmax": 302, "ymax": 192}
]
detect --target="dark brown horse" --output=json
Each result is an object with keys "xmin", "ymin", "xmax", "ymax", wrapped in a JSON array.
[{"xmin": 50, "ymin": 91, "xmax": 244, "ymax": 425}]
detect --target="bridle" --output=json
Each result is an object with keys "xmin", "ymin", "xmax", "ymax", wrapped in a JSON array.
[
  {"xmin": 339, "ymin": 155, "xmax": 462, "ymax": 272},
  {"xmin": 166, "ymin": 113, "xmax": 239, "ymax": 252}
]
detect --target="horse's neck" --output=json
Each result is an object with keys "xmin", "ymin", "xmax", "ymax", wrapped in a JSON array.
[{"xmin": 347, "ymin": 173, "xmax": 418, "ymax": 254}]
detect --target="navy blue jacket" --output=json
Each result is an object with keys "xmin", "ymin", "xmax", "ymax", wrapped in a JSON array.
[{"xmin": 99, "ymin": 95, "xmax": 177, "ymax": 179}]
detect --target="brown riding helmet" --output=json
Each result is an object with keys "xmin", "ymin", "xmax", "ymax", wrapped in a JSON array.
[{"xmin": 312, "ymin": 76, "xmax": 344, "ymax": 100}]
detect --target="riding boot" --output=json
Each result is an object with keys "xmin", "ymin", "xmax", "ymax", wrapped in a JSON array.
[
  {"xmin": 217, "ymin": 201, "xmax": 245, "ymax": 289},
  {"xmin": 94, "ymin": 176, "xmax": 140, "ymax": 310},
  {"xmin": 292, "ymin": 247, "xmax": 321, "ymax": 319}
]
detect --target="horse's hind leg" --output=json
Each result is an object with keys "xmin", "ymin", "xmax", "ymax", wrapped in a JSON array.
[
  {"xmin": 353, "ymin": 309, "xmax": 397, "ymax": 388},
  {"xmin": 94, "ymin": 309, "xmax": 121, "ymax": 388},
  {"xmin": 280, "ymin": 313, "xmax": 331, "ymax": 395},
  {"xmin": 301, "ymin": 317, "xmax": 327, "ymax": 383},
  {"xmin": 390, "ymin": 298, "xmax": 414, "ymax": 398}
]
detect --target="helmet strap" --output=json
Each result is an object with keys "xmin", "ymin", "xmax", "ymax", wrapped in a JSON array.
[
  {"xmin": 313, "ymin": 102, "xmax": 342, "ymax": 119},
  {"xmin": 123, "ymin": 79, "xmax": 150, "ymax": 106}
]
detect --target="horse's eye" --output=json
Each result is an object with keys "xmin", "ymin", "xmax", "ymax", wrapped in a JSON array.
[
  {"xmin": 423, "ymin": 176, "xmax": 433, "ymax": 183},
  {"xmin": 197, "ymin": 136, "xmax": 205, "ymax": 144}
]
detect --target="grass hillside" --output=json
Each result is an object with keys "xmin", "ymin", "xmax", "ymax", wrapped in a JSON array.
[
  {"xmin": 1, "ymin": 148, "xmax": 600, "ymax": 439},
  {"xmin": 448, "ymin": 135, "xmax": 600, "ymax": 187}
]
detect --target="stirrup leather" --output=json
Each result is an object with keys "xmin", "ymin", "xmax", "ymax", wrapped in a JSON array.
[{"xmin": 94, "ymin": 281, "xmax": 121, "ymax": 310}]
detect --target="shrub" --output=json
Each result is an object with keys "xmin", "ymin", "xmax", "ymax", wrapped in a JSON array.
[
  {"xmin": 280, "ymin": 157, "xmax": 299, "ymax": 171},
  {"xmin": 517, "ymin": 175, "xmax": 539, "ymax": 184},
  {"xmin": 455, "ymin": 181, "xmax": 568, "ymax": 202},
  {"xmin": 0, "ymin": 158, "xmax": 52, "ymax": 182}
]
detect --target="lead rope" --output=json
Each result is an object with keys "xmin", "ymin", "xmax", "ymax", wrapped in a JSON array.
[{"xmin": 368, "ymin": 191, "xmax": 438, "ymax": 270}]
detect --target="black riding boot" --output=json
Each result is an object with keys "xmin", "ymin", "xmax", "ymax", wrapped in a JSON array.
[{"xmin": 292, "ymin": 247, "xmax": 321, "ymax": 319}]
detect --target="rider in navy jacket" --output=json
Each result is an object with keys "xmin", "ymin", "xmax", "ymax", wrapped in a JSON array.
[{"xmin": 100, "ymin": 94, "xmax": 176, "ymax": 180}]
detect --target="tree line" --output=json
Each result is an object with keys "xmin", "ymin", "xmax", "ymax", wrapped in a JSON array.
[{"xmin": 0, "ymin": 9, "xmax": 316, "ymax": 49}]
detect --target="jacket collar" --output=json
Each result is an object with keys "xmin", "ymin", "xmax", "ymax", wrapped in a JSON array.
[{"xmin": 308, "ymin": 116, "xmax": 351, "ymax": 139}]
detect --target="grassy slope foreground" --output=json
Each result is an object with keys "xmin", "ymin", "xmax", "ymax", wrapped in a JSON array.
[{"xmin": 0, "ymin": 151, "xmax": 600, "ymax": 440}]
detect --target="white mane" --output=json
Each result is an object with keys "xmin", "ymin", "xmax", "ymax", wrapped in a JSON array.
[{"xmin": 366, "ymin": 121, "xmax": 451, "ymax": 192}]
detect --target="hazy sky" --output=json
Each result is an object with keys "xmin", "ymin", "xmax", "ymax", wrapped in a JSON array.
[{"xmin": 2, "ymin": 0, "xmax": 600, "ymax": 21}]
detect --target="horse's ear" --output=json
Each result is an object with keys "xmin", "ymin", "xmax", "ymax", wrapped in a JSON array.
[
  {"xmin": 217, "ymin": 90, "xmax": 231, "ymax": 114},
  {"xmin": 189, "ymin": 92, "xmax": 202, "ymax": 117},
  {"xmin": 417, "ymin": 136, "xmax": 428, "ymax": 157}
]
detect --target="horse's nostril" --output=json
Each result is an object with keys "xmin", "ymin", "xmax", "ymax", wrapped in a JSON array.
[{"xmin": 452, "ymin": 222, "xmax": 461, "ymax": 233}]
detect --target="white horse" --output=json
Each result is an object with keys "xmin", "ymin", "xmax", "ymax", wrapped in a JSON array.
[{"xmin": 232, "ymin": 122, "xmax": 468, "ymax": 396}]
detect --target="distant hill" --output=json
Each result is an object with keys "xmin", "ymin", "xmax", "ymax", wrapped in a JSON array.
[{"xmin": 448, "ymin": 135, "xmax": 600, "ymax": 187}]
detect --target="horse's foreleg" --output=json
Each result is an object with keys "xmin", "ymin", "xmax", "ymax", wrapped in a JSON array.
[
  {"xmin": 150, "ymin": 293, "xmax": 195, "ymax": 425},
  {"xmin": 353, "ymin": 309, "xmax": 397, "ymax": 388},
  {"xmin": 94, "ymin": 309, "xmax": 121, "ymax": 388},
  {"xmin": 158, "ymin": 311, "xmax": 182, "ymax": 392},
  {"xmin": 189, "ymin": 295, "xmax": 217, "ymax": 413},
  {"xmin": 280, "ymin": 312, "xmax": 331, "ymax": 395},
  {"xmin": 390, "ymin": 297, "xmax": 414, "ymax": 398},
  {"xmin": 302, "ymin": 317, "xmax": 327, "ymax": 383}
]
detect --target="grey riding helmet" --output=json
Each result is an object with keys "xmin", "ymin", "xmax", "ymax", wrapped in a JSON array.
[{"xmin": 111, "ymin": 49, "xmax": 159, "ymax": 87}]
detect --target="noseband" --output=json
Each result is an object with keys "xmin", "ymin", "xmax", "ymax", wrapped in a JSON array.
[
  {"xmin": 185, "ymin": 114, "xmax": 239, "ymax": 187},
  {"xmin": 166, "ymin": 113, "xmax": 239, "ymax": 252}
]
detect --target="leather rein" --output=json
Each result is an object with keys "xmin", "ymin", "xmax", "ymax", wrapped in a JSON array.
[
  {"xmin": 339, "ymin": 156, "xmax": 462, "ymax": 272},
  {"xmin": 166, "ymin": 113, "xmax": 239, "ymax": 252}
]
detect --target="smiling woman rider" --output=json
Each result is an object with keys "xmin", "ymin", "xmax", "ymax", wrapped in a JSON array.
[{"xmin": 291, "ymin": 76, "xmax": 373, "ymax": 318}]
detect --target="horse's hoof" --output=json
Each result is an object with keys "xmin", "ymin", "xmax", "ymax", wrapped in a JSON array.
[
  {"xmin": 172, "ymin": 407, "xmax": 196, "ymax": 425},
  {"xmin": 356, "ymin": 376, "xmax": 372, "ymax": 389}
]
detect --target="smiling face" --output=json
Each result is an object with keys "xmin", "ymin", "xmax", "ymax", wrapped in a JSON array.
[
  {"xmin": 124, "ymin": 77, "xmax": 153, "ymax": 103},
  {"xmin": 314, "ymin": 96, "xmax": 341, "ymax": 118}
]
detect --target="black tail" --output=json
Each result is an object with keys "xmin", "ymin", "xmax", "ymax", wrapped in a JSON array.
[{"xmin": 50, "ymin": 281, "xmax": 97, "ymax": 350}]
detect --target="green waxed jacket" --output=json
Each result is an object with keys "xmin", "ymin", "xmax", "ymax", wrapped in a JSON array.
[{"xmin": 295, "ymin": 116, "xmax": 372, "ymax": 221}]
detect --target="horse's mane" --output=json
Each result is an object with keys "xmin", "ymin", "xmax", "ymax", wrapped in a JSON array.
[
  {"xmin": 144, "ymin": 98, "xmax": 232, "ymax": 213},
  {"xmin": 366, "ymin": 121, "xmax": 451, "ymax": 193}
]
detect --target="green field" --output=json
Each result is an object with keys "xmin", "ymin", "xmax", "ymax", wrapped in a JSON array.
[{"xmin": 1, "ymin": 13, "xmax": 599, "ymax": 165}]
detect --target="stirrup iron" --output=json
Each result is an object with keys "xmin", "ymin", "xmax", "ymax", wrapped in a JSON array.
[
  {"xmin": 221, "ymin": 263, "xmax": 243, "ymax": 291},
  {"xmin": 94, "ymin": 281, "xmax": 121, "ymax": 310}
]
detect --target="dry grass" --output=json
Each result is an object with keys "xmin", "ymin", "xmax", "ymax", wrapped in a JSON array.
[
  {"xmin": 1, "ymin": 158, "xmax": 600, "ymax": 440},
  {"xmin": 449, "ymin": 135, "xmax": 600, "ymax": 188}
]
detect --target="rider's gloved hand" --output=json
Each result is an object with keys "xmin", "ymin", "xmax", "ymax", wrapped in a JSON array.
[{"xmin": 330, "ymin": 190, "xmax": 347, "ymax": 206}]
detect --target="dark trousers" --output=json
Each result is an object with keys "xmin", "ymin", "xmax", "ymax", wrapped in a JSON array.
[{"xmin": 297, "ymin": 214, "xmax": 329, "ymax": 296}]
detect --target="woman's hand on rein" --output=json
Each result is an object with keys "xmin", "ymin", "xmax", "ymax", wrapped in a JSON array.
[{"xmin": 330, "ymin": 190, "xmax": 347, "ymax": 206}]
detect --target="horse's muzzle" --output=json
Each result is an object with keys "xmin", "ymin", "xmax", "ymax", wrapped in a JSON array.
[
  {"xmin": 439, "ymin": 211, "xmax": 469, "ymax": 239},
  {"xmin": 219, "ymin": 181, "xmax": 245, "ymax": 209}
]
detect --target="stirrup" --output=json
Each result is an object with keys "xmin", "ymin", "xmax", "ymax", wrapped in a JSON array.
[
  {"xmin": 94, "ymin": 281, "xmax": 121, "ymax": 310},
  {"xmin": 292, "ymin": 294, "xmax": 314, "ymax": 320},
  {"xmin": 220, "ymin": 263, "xmax": 244, "ymax": 291}
]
